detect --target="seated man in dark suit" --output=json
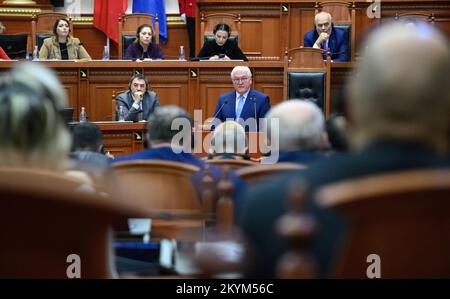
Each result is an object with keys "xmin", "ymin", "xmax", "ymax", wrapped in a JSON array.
[
  {"xmin": 116, "ymin": 74, "xmax": 160, "ymax": 122},
  {"xmin": 240, "ymin": 22, "xmax": 450, "ymax": 278},
  {"xmin": 212, "ymin": 66, "xmax": 270, "ymax": 132},
  {"xmin": 304, "ymin": 12, "xmax": 349, "ymax": 62}
]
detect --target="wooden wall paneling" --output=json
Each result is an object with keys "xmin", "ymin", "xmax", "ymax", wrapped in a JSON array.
[
  {"xmin": 330, "ymin": 62, "xmax": 353, "ymax": 115},
  {"xmin": 240, "ymin": 19, "xmax": 263, "ymax": 56},
  {"xmin": 289, "ymin": 4, "xmax": 316, "ymax": 48},
  {"xmin": 62, "ymin": 84, "xmax": 78, "ymax": 113},
  {"xmin": 144, "ymin": 67, "xmax": 190, "ymax": 112},
  {"xmin": 252, "ymin": 67, "xmax": 284, "ymax": 107},
  {"xmin": 73, "ymin": 24, "xmax": 110, "ymax": 60},
  {"xmin": 97, "ymin": 123, "xmax": 146, "ymax": 156},
  {"xmin": 189, "ymin": 67, "xmax": 201, "ymax": 117},
  {"xmin": 260, "ymin": 17, "xmax": 283, "ymax": 58},
  {"xmin": 55, "ymin": 67, "xmax": 79, "ymax": 117},
  {"xmin": 78, "ymin": 67, "xmax": 90, "ymax": 120},
  {"xmin": 88, "ymin": 84, "xmax": 127, "ymax": 122},
  {"xmin": 88, "ymin": 67, "xmax": 133, "ymax": 121},
  {"xmin": 197, "ymin": 2, "xmax": 283, "ymax": 59},
  {"xmin": 351, "ymin": 2, "xmax": 378, "ymax": 59},
  {"xmin": 160, "ymin": 24, "xmax": 190, "ymax": 60},
  {"xmin": 198, "ymin": 67, "xmax": 234, "ymax": 121}
]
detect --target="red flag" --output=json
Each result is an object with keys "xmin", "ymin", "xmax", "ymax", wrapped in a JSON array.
[{"xmin": 93, "ymin": 0, "xmax": 128, "ymax": 44}]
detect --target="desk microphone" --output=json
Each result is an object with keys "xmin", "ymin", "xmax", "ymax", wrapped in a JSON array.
[
  {"xmin": 252, "ymin": 96, "xmax": 257, "ymax": 120},
  {"xmin": 210, "ymin": 99, "xmax": 228, "ymax": 131},
  {"xmin": 212, "ymin": 99, "xmax": 228, "ymax": 120},
  {"xmin": 252, "ymin": 96, "xmax": 258, "ymax": 131}
]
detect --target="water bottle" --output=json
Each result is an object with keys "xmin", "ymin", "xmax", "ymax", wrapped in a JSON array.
[
  {"xmin": 102, "ymin": 45, "xmax": 110, "ymax": 60},
  {"xmin": 179, "ymin": 45, "xmax": 185, "ymax": 61},
  {"xmin": 32, "ymin": 45, "xmax": 39, "ymax": 61},
  {"xmin": 118, "ymin": 105, "xmax": 125, "ymax": 122},
  {"xmin": 79, "ymin": 106, "xmax": 87, "ymax": 123}
]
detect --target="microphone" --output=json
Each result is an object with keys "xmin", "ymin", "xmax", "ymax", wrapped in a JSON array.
[
  {"xmin": 252, "ymin": 96, "xmax": 257, "ymax": 120},
  {"xmin": 212, "ymin": 99, "xmax": 228, "ymax": 120},
  {"xmin": 210, "ymin": 99, "xmax": 228, "ymax": 131},
  {"xmin": 252, "ymin": 96, "xmax": 258, "ymax": 131}
]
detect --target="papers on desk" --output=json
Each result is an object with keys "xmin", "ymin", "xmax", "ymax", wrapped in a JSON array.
[
  {"xmin": 93, "ymin": 120, "xmax": 133, "ymax": 124},
  {"xmin": 35, "ymin": 59, "xmax": 78, "ymax": 62}
]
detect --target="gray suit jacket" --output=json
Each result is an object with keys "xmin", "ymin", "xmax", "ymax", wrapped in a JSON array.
[{"xmin": 116, "ymin": 90, "xmax": 160, "ymax": 122}]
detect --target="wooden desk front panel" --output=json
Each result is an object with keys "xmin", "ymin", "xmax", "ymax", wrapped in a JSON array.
[
  {"xmin": 0, "ymin": 61, "xmax": 286, "ymax": 122},
  {"xmin": 96, "ymin": 121, "xmax": 265, "ymax": 158},
  {"xmin": 0, "ymin": 60, "xmax": 351, "ymax": 121},
  {"xmin": 96, "ymin": 122, "xmax": 146, "ymax": 157}
]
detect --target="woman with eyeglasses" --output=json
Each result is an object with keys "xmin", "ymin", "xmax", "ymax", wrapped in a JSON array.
[
  {"xmin": 197, "ymin": 23, "xmax": 248, "ymax": 61},
  {"xmin": 39, "ymin": 18, "xmax": 91, "ymax": 60},
  {"xmin": 125, "ymin": 24, "xmax": 164, "ymax": 61}
]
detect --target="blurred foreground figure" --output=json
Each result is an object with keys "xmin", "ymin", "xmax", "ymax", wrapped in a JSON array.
[
  {"xmin": 240, "ymin": 22, "xmax": 450, "ymax": 278},
  {"xmin": 0, "ymin": 62, "xmax": 71, "ymax": 170}
]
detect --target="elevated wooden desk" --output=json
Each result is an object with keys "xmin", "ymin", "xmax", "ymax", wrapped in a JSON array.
[
  {"xmin": 95, "ymin": 121, "xmax": 266, "ymax": 158},
  {"xmin": 95, "ymin": 122, "xmax": 146, "ymax": 157},
  {"xmin": 0, "ymin": 60, "xmax": 353, "ymax": 122}
]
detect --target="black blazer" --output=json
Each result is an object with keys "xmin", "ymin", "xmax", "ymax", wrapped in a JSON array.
[{"xmin": 197, "ymin": 38, "xmax": 248, "ymax": 61}]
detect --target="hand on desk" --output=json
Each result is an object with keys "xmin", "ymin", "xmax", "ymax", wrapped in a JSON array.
[{"xmin": 209, "ymin": 55, "xmax": 230, "ymax": 61}]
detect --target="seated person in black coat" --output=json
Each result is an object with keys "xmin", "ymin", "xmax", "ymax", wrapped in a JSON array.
[{"xmin": 197, "ymin": 23, "xmax": 248, "ymax": 61}]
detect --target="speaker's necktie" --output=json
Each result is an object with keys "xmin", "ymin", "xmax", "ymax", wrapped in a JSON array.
[{"xmin": 236, "ymin": 94, "xmax": 245, "ymax": 120}]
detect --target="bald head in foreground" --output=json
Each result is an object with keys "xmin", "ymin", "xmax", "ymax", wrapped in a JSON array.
[
  {"xmin": 240, "ymin": 22, "xmax": 450, "ymax": 278},
  {"xmin": 350, "ymin": 22, "xmax": 450, "ymax": 153}
]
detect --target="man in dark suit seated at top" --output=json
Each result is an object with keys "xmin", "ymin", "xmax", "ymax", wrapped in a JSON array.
[
  {"xmin": 212, "ymin": 66, "xmax": 270, "ymax": 132},
  {"xmin": 116, "ymin": 74, "xmax": 160, "ymax": 122},
  {"xmin": 303, "ymin": 11, "xmax": 349, "ymax": 62}
]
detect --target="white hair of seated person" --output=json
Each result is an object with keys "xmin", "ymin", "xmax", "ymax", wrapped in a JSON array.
[
  {"xmin": 212, "ymin": 121, "xmax": 248, "ymax": 155},
  {"xmin": 265, "ymin": 100, "xmax": 325, "ymax": 152},
  {"xmin": 350, "ymin": 22, "xmax": 450, "ymax": 153}
]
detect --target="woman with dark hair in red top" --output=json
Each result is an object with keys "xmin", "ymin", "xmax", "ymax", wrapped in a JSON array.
[{"xmin": 0, "ymin": 22, "xmax": 11, "ymax": 60}]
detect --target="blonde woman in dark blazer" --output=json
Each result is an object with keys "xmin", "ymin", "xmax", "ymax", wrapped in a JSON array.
[{"xmin": 39, "ymin": 18, "xmax": 91, "ymax": 60}]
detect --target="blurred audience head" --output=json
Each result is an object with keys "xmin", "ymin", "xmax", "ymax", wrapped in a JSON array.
[
  {"xmin": 211, "ymin": 120, "xmax": 247, "ymax": 155},
  {"xmin": 295, "ymin": 87, "xmax": 322, "ymax": 109},
  {"xmin": 147, "ymin": 105, "xmax": 193, "ymax": 147},
  {"xmin": 350, "ymin": 23, "xmax": 450, "ymax": 152},
  {"xmin": 326, "ymin": 113, "xmax": 349, "ymax": 152},
  {"xmin": 71, "ymin": 122, "xmax": 103, "ymax": 153},
  {"xmin": 10, "ymin": 62, "xmax": 68, "ymax": 110},
  {"xmin": 0, "ymin": 21, "xmax": 5, "ymax": 34},
  {"xmin": 0, "ymin": 62, "xmax": 71, "ymax": 170},
  {"xmin": 265, "ymin": 99, "xmax": 325, "ymax": 152}
]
